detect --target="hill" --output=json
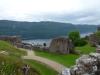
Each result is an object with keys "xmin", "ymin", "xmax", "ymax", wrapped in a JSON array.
[
  {"xmin": 0, "ymin": 41, "xmax": 37, "ymax": 75},
  {"xmin": 0, "ymin": 20, "xmax": 98, "ymax": 39},
  {"xmin": 0, "ymin": 40, "xmax": 26, "ymax": 57}
]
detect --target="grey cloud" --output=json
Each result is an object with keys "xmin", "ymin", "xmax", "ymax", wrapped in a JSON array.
[
  {"xmin": 0, "ymin": 0, "xmax": 100, "ymax": 24},
  {"xmin": 43, "ymin": 10, "xmax": 100, "ymax": 24}
]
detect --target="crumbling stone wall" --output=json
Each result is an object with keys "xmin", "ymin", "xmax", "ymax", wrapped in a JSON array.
[
  {"xmin": 89, "ymin": 34, "xmax": 100, "ymax": 46},
  {"xmin": 0, "ymin": 35, "xmax": 21, "ymax": 45},
  {"xmin": 0, "ymin": 36, "xmax": 33, "ymax": 50},
  {"xmin": 49, "ymin": 37, "xmax": 74, "ymax": 54}
]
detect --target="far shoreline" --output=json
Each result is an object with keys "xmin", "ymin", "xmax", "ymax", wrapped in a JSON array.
[{"xmin": 22, "ymin": 32, "xmax": 93, "ymax": 47}]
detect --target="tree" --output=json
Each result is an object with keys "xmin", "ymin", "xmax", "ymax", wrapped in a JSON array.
[
  {"xmin": 68, "ymin": 31, "xmax": 87, "ymax": 46},
  {"xmin": 68, "ymin": 31, "xmax": 80, "ymax": 42},
  {"xmin": 74, "ymin": 38, "xmax": 87, "ymax": 46}
]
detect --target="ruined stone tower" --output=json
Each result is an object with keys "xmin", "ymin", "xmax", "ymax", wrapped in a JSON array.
[{"xmin": 49, "ymin": 37, "xmax": 74, "ymax": 54}]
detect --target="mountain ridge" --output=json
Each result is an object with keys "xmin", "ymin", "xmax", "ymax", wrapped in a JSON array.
[
  {"xmin": 0, "ymin": 20, "xmax": 99, "ymax": 25},
  {"xmin": 0, "ymin": 20, "xmax": 98, "ymax": 39}
]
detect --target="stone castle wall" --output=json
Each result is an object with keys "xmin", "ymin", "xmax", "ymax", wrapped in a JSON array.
[{"xmin": 49, "ymin": 37, "xmax": 74, "ymax": 54}]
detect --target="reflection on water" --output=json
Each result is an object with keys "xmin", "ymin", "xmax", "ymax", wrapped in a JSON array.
[
  {"xmin": 23, "ymin": 32, "xmax": 92, "ymax": 47},
  {"xmin": 23, "ymin": 39, "xmax": 52, "ymax": 47}
]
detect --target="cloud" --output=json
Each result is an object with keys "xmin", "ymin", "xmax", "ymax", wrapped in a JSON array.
[{"xmin": 0, "ymin": 0, "xmax": 100, "ymax": 24}]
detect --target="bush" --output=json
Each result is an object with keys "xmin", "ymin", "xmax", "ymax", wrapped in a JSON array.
[
  {"xmin": 68, "ymin": 31, "xmax": 80, "ymax": 42},
  {"xmin": 68, "ymin": 31, "xmax": 87, "ymax": 47},
  {"xmin": 74, "ymin": 39, "xmax": 87, "ymax": 47}
]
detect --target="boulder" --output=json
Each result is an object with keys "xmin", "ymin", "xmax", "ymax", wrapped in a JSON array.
[
  {"xmin": 70, "ymin": 53, "xmax": 100, "ymax": 75},
  {"xmin": 96, "ymin": 46, "xmax": 100, "ymax": 53}
]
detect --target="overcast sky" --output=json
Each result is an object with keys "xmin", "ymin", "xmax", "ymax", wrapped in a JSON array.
[{"xmin": 0, "ymin": 0, "xmax": 100, "ymax": 24}]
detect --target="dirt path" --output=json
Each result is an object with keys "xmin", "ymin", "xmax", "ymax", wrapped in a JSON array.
[{"xmin": 22, "ymin": 49, "xmax": 68, "ymax": 73}]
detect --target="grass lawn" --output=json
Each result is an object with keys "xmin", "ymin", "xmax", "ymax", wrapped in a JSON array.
[
  {"xmin": 35, "ymin": 51, "xmax": 79, "ymax": 67},
  {"xmin": 0, "ymin": 40, "xmax": 26, "ymax": 57},
  {"xmin": 25, "ymin": 60, "xmax": 58, "ymax": 75},
  {"xmin": 0, "ymin": 40, "xmax": 96, "ymax": 75},
  {"xmin": 0, "ymin": 54, "xmax": 40, "ymax": 75},
  {"xmin": 35, "ymin": 44, "xmax": 96, "ymax": 67},
  {"xmin": 0, "ymin": 40, "xmax": 57, "ymax": 75},
  {"xmin": 75, "ymin": 44, "xmax": 96, "ymax": 54}
]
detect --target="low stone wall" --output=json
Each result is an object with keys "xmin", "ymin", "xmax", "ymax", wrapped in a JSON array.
[
  {"xmin": 0, "ymin": 35, "xmax": 21, "ymax": 45},
  {"xmin": 16, "ymin": 42, "xmax": 34, "ymax": 50},
  {"xmin": 0, "ymin": 35, "xmax": 34, "ymax": 50}
]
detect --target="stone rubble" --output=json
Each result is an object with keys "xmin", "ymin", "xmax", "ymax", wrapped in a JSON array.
[{"xmin": 70, "ymin": 53, "xmax": 100, "ymax": 75}]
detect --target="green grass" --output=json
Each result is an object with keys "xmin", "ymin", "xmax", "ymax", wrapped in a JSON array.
[
  {"xmin": 35, "ymin": 51, "xmax": 79, "ymax": 67},
  {"xmin": 0, "ymin": 40, "xmax": 57, "ymax": 75},
  {"xmin": 0, "ymin": 40, "xmax": 96, "ymax": 75},
  {"xmin": 35, "ymin": 44, "xmax": 96, "ymax": 67},
  {"xmin": 25, "ymin": 60, "xmax": 58, "ymax": 75},
  {"xmin": 0, "ymin": 40, "xmax": 26, "ymax": 57},
  {"xmin": 0, "ymin": 41, "xmax": 30, "ymax": 75},
  {"xmin": 0, "ymin": 54, "xmax": 40, "ymax": 75},
  {"xmin": 75, "ymin": 44, "xmax": 96, "ymax": 54}
]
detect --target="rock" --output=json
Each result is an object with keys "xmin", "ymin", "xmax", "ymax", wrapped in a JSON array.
[
  {"xmin": 70, "ymin": 53, "xmax": 100, "ymax": 75},
  {"xmin": 0, "ymin": 51, "xmax": 9, "ymax": 55},
  {"xmin": 88, "ymin": 27, "xmax": 100, "ymax": 47},
  {"xmin": 88, "ymin": 34, "xmax": 100, "ymax": 46},
  {"xmin": 49, "ymin": 37, "xmax": 74, "ymax": 54},
  {"xmin": 61, "ymin": 68, "xmax": 71, "ymax": 75},
  {"xmin": 0, "ymin": 35, "xmax": 34, "ymax": 50},
  {"xmin": 96, "ymin": 46, "xmax": 100, "ymax": 53}
]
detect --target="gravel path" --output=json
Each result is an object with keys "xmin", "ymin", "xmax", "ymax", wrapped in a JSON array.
[{"xmin": 21, "ymin": 49, "xmax": 67, "ymax": 73}]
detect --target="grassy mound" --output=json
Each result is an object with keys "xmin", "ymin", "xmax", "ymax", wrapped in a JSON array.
[
  {"xmin": 0, "ymin": 41, "xmax": 58, "ymax": 75},
  {"xmin": 0, "ymin": 54, "xmax": 40, "ymax": 75},
  {"xmin": 0, "ymin": 41, "xmax": 39, "ymax": 75},
  {"xmin": 0, "ymin": 40, "xmax": 26, "ymax": 57}
]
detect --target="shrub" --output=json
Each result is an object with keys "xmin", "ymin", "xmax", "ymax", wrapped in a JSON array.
[
  {"xmin": 74, "ymin": 38, "xmax": 87, "ymax": 47},
  {"xmin": 68, "ymin": 31, "xmax": 87, "ymax": 47},
  {"xmin": 68, "ymin": 31, "xmax": 80, "ymax": 42}
]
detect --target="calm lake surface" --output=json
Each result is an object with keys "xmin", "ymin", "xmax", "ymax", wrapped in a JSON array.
[{"xmin": 23, "ymin": 32, "xmax": 92, "ymax": 47}]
